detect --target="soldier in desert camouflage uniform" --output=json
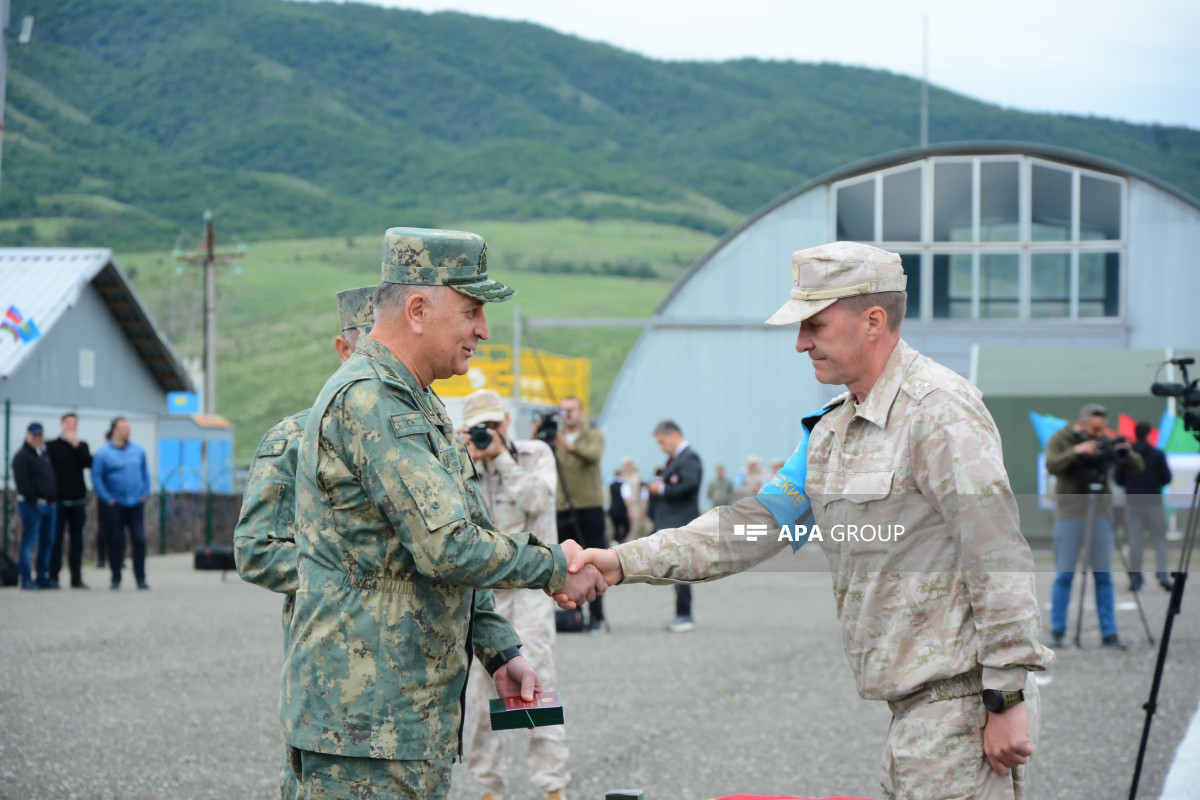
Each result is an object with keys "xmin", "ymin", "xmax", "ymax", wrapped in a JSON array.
[
  {"xmin": 458, "ymin": 389, "xmax": 570, "ymax": 800},
  {"xmin": 281, "ymin": 228, "xmax": 605, "ymax": 800},
  {"xmin": 563, "ymin": 242, "xmax": 1054, "ymax": 800},
  {"xmin": 233, "ymin": 285, "xmax": 374, "ymax": 800}
]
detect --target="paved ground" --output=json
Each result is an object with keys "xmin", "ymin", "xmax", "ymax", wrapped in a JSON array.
[{"xmin": 2, "ymin": 550, "xmax": 1198, "ymax": 800}]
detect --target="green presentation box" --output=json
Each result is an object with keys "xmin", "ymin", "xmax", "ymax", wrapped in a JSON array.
[{"xmin": 489, "ymin": 691, "xmax": 564, "ymax": 731}]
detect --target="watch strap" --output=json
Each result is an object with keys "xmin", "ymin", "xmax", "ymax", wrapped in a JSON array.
[{"xmin": 485, "ymin": 646, "xmax": 523, "ymax": 676}]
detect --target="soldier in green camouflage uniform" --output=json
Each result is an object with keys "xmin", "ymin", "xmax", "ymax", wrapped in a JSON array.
[
  {"xmin": 233, "ymin": 285, "xmax": 375, "ymax": 799},
  {"xmin": 281, "ymin": 228, "xmax": 605, "ymax": 800},
  {"xmin": 563, "ymin": 243, "xmax": 1054, "ymax": 800}
]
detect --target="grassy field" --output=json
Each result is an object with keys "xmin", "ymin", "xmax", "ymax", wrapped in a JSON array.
[{"xmin": 119, "ymin": 219, "xmax": 716, "ymax": 462}]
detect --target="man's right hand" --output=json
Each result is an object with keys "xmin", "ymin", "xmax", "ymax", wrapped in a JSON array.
[
  {"xmin": 553, "ymin": 540, "xmax": 608, "ymax": 609},
  {"xmin": 1073, "ymin": 440, "xmax": 1100, "ymax": 457},
  {"xmin": 550, "ymin": 547, "xmax": 624, "ymax": 609}
]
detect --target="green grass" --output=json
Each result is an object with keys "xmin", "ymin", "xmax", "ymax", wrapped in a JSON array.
[{"xmin": 118, "ymin": 218, "xmax": 715, "ymax": 462}]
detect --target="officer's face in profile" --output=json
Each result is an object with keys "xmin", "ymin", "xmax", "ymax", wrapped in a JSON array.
[
  {"xmin": 426, "ymin": 288, "xmax": 490, "ymax": 380},
  {"xmin": 794, "ymin": 303, "xmax": 866, "ymax": 387}
]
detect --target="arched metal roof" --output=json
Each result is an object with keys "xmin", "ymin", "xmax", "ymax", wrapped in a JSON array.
[{"xmin": 656, "ymin": 141, "xmax": 1200, "ymax": 314}]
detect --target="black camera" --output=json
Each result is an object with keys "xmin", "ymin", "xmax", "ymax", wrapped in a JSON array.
[
  {"xmin": 534, "ymin": 410, "xmax": 558, "ymax": 445},
  {"xmin": 469, "ymin": 423, "xmax": 494, "ymax": 451},
  {"xmin": 1073, "ymin": 431, "xmax": 1132, "ymax": 491}
]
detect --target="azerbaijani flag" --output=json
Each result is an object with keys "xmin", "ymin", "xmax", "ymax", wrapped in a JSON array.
[{"xmin": 0, "ymin": 305, "xmax": 41, "ymax": 343}]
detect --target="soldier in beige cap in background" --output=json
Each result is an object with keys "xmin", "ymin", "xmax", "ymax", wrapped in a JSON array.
[
  {"xmin": 458, "ymin": 388, "xmax": 570, "ymax": 800},
  {"xmin": 562, "ymin": 241, "xmax": 1054, "ymax": 800}
]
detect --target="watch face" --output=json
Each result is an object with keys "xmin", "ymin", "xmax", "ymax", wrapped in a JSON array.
[{"xmin": 982, "ymin": 690, "xmax": 1002, "ymax": 712}]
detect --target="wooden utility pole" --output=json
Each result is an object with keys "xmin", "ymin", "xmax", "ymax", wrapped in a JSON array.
[{"xmin": 175, "ymin": 211, "xmax": 241, "ymax": 415}]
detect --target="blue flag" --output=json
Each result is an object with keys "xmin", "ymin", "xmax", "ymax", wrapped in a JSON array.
[{"xmin": 754, "ymin": 405, "xmax": 834, "ymax": 551}]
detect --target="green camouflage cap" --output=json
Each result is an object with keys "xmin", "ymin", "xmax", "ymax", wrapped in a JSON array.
[
  {"xmin": 336, "ymin": 286, "xmax": 375, "ymax": 334},
  {"xmin": 381, "ymin": 227, "xmax": 514, "ymax": 303}
]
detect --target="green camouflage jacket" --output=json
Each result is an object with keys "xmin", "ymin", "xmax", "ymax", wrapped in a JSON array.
[
  {"xmin": 281, "ymin": 336, "xmax": 568, "ymax": 760},
  {"xmin": 234, "ymin": 410, "xmax": 308, "ymax": 633}
]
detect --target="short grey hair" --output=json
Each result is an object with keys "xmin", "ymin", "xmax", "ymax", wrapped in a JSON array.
[
  {"xmin": 341, "ymin": 328, "xmax": 361, "ymax": 349},
  {"xmin": 372, "ymin": 282, "xmax": 417, "ymax": 319},
  {"xmin": 836, "ymin": 291, "xmax": 907, "ymax": 331},
  {"xmin": 653, "ymin": 420, "xmax": 682, "ymax": 437},
  {"xmin": 1079, "ymin": 402, "xmax": 1108, "ymax": 422}
]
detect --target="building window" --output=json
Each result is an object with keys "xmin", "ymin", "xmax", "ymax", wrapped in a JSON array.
[
  {"xmin": 836, "ymin": 179, "xmax": 874, "ymax": 242},
  {"xmin": 831, "ymin": 154, "xmax": 1125, "ymax": 321}
]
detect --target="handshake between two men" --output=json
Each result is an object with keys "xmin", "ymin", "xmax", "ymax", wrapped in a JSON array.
[{"xmin": 552, "ymin": 540, "xmax": 623, "ymax": 610}]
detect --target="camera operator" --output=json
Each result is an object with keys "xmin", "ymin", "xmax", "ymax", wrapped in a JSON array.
[
  {"xmin": 458, "ymin": 389, "xmax": 569, "ymax": 800},
  {"xmin": 534, "ymin": 396, "xmax": 608, "ymax": 634},
  {"xmin": 1045, "ymin": 403, "xmax": 1144, "ymax": 648}
]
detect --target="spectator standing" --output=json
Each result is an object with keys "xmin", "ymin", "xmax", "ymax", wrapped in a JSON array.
[
  {"xmin": 608, "ymin": 469, "xmax": 629, "ymax": 545},
  {"xmin": 1116, "ymin": 420, "xmax": 1174, "ymax": 592},
  {"xmin": 12, "ymin": 422, "xmax": 58, "ymax": 590},
  {"xmin": 539, "ymin": 395, "xmax": 608, "ymax": 633},
  {"xmin": 619, "ymin": 456, "xmax": 647, "ymax": 540},
  {"xmin": 1045, "ymin": 403, "xmax": 1143, "ymax": 648},
  {"xmin": 648, "ymin": 420, "xmax": 702, "ymax": 633},
  {"xmin": 706, "ymin": 464, "xmax": 734, "ymax": 510},
  {"xmin": 92, "ymin": 417, "xmax": 151, "ymax": 590},
  {"xmin": 460, "ymin": 389, "xmax": 570, "ymax": 800},
  {"xmin": 46, "ymin": 412, "xmax": 92, "ymax": 589}
]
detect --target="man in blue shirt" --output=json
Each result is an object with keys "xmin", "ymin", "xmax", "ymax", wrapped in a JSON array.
[{"xmin": 92, "ymin": 417, "xmax": 151, "ymax": 590}]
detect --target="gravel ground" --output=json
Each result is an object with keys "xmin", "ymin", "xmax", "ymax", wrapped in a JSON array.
[{"xmin": 2, "ymin": 550, "xmax": 1197, "ymax": 800}]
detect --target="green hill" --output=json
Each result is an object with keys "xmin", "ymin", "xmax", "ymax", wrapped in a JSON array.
[{"xmin": 3, "ymin": 0, "xmax": 1198, "ymax": 251}]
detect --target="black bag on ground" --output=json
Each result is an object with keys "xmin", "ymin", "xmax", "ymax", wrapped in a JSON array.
[
  {"xmin": 194, "ymin": 546, "xmax": 237, "ymax": 571},
  {"xmin": 555, "ymin": 607, "xmax": 585, "ymax": 633},
  {"xmin": 0, "ymin": 552, "xmax": 18, "ymax": 586}
]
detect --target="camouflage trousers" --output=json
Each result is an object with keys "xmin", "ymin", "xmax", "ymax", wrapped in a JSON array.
[
  {"xmin": 284, "ymin": 746, "xmax": 453, "ymax": 800},
  {"xmin": 881, "ymin": 674, "xmax": 1040, "ymax": 800},
  {"xmin": 464, "ymin": 588, "xmax": 570, "ymax": 794}
]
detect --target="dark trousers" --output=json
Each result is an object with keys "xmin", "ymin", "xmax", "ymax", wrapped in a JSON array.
[
  {"xmin": 675, "ymin": 584, "xmax": 692, "ymax": 618},
  {"xmin": 17, "ymin": 501, "xmax": 56, "ymax": 587},
  {"xmin": 557, "ymin": 506, "xmax": 607, "ymax": 622},
  {"xmin": 50, "ymin": 501, "xmax": 87, "ymax": 586},
  {"xmin": 96, "ymin": 497, "xmax": 109, "ymax": 565},
  {"xmin": 105, "ymin": 503, "xmax": 147, "ymax": 586},
  {"xmin": 609, "ymin": 513, "xmax": 629, "ymax": 545}
]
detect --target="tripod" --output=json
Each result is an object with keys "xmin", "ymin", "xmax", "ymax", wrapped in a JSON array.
[{"xmin": 1128, "ymin": 468, "xmax": 1198, "ymax": 798}]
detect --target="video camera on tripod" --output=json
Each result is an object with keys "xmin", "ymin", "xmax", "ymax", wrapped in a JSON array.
[
  {"xmin": 1151, "ymin": 356, "xmax": 1200, "ymax": 431},
  {"xmin": 1070, "ymin": 430, "xmax": 1134, "ymax": 492}
]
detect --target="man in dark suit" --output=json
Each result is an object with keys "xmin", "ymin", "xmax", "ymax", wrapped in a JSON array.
[{"xmin": 648, "ymin": 420, "xmax": 703, "ymax": 632}]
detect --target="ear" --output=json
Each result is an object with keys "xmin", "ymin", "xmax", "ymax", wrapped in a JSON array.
[
  {"xmin": 334, "ymin": 335, "xmax": 353, "ymax": 363},
  {"xmin": 405, "ymin": 290, "xmax": 431, "ymax": 334},
  {"xmin": 863, "ymin": 305, "xmax": 888, "ymax": 341}
]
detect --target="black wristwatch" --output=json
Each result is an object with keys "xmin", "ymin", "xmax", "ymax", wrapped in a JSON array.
[
  {"xmin": 981, "ymin": 688, "xmax": 1024, "ymax": 713},
  {"xmin": 485, "ymin": 646, "xmax": 523, "ymax": 676}
]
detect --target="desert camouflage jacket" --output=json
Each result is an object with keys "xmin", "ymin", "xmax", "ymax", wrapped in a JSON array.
[
  {"xmin": 281, "ymin": 336, "xmax": 567, "ymax": 760},
  {"xmin": 618, "ymin": 340, "xmax": 1053, "ymax": 702}
]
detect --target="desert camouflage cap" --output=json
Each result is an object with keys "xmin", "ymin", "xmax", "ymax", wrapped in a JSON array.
[
  {"xmin": 462, "ymin": 389, "xmax": 507, "ymax": 428},
  {"xmin": 381, "ymin": 227, "xmax": 514, "ymax": 303},
  {"xmin": 765, "ymin": 241, "xmax": 906, "ymax": 326},
  {"xmin": 336, "ymin": 285, "xmax": 375, "ymax": 334}
]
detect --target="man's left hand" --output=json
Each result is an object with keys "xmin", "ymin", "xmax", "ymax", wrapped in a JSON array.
[
  {"xmin": 983, "ymin": 703, "xmax": 1033, "ymax": 775},
  {"xmin": 493, "ymin": 655, "xmax": 542, "ymax": 702}
]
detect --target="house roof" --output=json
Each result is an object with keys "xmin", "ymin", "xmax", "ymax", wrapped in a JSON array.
[
  {"xmin": 0, "ymin": 247, "xmax": 194, "ymax": 393},
  {"xmin": 656, "ymin": 140, "xmax": 1200, "ymax": 314}
]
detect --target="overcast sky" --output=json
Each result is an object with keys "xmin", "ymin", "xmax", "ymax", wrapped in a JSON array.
[{"xmin": 331, "ymin": 0, "xmax": 1199, "ymax": 130}]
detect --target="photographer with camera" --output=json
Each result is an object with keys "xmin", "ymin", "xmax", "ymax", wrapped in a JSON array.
[
  {"xmin": 458, "ymin": 389, "xmax": 570, "ymax": 800},
  {"xmin": 1045, "ymin": 403, "xmax": 1144, "ymax": 649},
  {"xmin": 534, "ymin": 396, "xmax": 608, "ymax": 634}
]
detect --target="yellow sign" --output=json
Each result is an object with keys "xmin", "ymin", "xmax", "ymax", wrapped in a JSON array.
[{"xmin": 434, "ymin": 345, "xmax": 590, "ymax": 406}]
